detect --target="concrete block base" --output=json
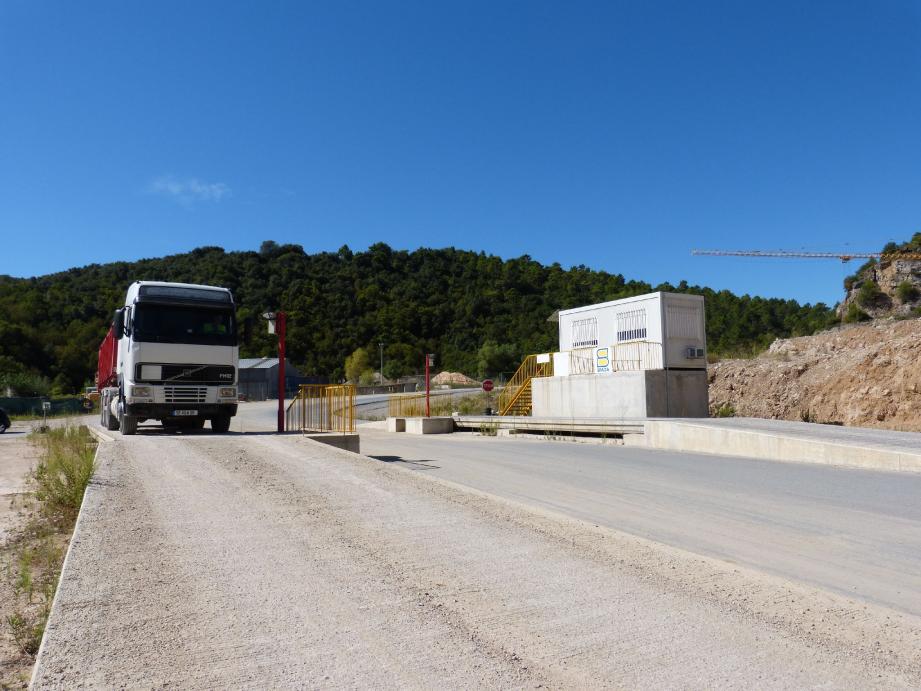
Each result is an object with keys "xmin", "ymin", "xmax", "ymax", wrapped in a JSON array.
[
  {"xmin": 532, "ymin": 371, "xmax": 708, "ymax": 418},
  {"xmin": 405, "ymin": 417, "xmax": 455, "ymax": 434},
  {"xmin": 305, "ymin": 433, "xmax": 360, "ymax": 454},
  {"xmin": 386, "ymin": 417, "xmax": 406, "ymax": 433}
]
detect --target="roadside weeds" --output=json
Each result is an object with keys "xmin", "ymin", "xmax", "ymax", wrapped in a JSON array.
[{"xmin": 1, "ymin": 426, "xmax": 95, "ymax": 688}]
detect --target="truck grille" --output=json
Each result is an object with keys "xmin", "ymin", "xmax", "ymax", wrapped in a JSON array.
[
  {"xmin": 137, "ymin": 363, "xmax": 235, "ymax": 384},
  {"xmin": 164, "ymin": 386, "xmax": 208, "ymax": 403}
]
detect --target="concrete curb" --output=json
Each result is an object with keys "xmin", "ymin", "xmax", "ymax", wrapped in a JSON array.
[
  {"xmin": 87, "ymin": 424, "xmax": 115, "ymax": 444},
  {"xmin": 30, "ymin": 437, "xmax": 107, "ymax": 686},
  {"xmin": 642, "ymin": 420, "xmax": 921, "ymax": 473}
]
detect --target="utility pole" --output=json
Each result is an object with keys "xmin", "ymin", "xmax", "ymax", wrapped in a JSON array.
[
  {"xmin": 263, "ymin": 311, "xmax": 287, "ymax": 433},
  {"xmin": 276, "ymin": 312, "xmax": 286, "ymax": 433},
  {"xmin": 379, "ymin": 341, "xmax": 384, "ymax": 386}
]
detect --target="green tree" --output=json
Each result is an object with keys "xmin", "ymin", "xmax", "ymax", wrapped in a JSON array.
[
  {"xmin": 344, "ymin": 347, "xmax": 370, "ymax": 384},
  {"xmin": 383, "ymin": 343, "xmax": 418, "ymax": 379},
  {"xmin": 476, "ymin": 341, "xmax": 520, "ymax": 379}
]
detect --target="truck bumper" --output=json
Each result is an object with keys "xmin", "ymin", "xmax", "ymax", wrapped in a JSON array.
[{"xmin": 125, "ymin": 403, "xmax": 238, "ymax": 420}]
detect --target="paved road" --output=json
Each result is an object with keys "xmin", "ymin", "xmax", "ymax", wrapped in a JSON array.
[
  {"xmin": 34, "ymin": 431, "xmax": 921, "ymax": 687},
  {"xmin": 359, "ymin": 428, "xmax": 921, "ymax": 617}
]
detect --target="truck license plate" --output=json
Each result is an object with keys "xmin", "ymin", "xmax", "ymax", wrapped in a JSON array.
[{"xmin": 173, "ymin": 410, "xmax": 198, "ymax": 416}]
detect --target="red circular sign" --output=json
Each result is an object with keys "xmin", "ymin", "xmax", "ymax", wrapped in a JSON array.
[{"xmin": 482, "ymin": 379, "xmax": 494, "ymax": 392}]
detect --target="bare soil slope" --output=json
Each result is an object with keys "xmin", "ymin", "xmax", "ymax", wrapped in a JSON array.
[{"xmin": 709, "ymin": 318, "xmax": 921, "ymax": 431}]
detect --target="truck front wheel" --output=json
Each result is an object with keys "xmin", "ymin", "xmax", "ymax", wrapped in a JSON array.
[
  {"xmin": 121, "ymin": 413, "xmax": 138, "ymax": 435},
  {"xmin": 210, "ymin": 416, "xmax": 231, "ymax": 433},
  {"xmin": 102, "ymin": 393, "xmax": 119, "ymax": 430},
  {"xmin": 105, "ymin": 410, "xmax": 120, "ymax": 431}
]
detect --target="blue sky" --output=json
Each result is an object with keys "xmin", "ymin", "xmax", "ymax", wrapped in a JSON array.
[{"xmin": 2, "ymin": 1, "xmax": 919, "ymax": 306}]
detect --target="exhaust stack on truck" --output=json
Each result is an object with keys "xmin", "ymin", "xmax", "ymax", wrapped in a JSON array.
[{"xmin": 98, "ymin": 281, "xmax": 239, "ymax": 435}]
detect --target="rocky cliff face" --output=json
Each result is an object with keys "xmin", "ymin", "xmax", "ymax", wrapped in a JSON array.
[
  {"xmin": 708, "ymin": 319, "xmax": 921, "ymax": 431},
  {"xmin": 837, "ymin": 257, "xmax": 921, "ymax": 320}
]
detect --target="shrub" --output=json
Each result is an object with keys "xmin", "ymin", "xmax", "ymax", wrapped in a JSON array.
[
  {"xmin": 478, "ymin": 421, "xmax": 498, "ymax": 436},
  {"xmin": 843, "ymin": 302, "xmax": 871, "ymax": 323},
  {"xmin": 7, "ymin": 611, "xmax": 45, "ymax": 656},
  {"xmin": 856, "ymin": 280, "xmax": 882, "ymax": 308},
  {"xmin": 31, "ymin": 426, "xmax": 97, "ymax": 526},
  {"xmin": 896, "ymin": 281, "xmax": 919, "ymax": 304},
  {"xmin": 715, "ymin": 404, "xmax": 735, "ymax": 418}
]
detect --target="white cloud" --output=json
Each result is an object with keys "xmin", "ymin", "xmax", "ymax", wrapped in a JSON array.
[{"xmin": 148, "ymin": 175, "xmax": 231, "ymax": 205}]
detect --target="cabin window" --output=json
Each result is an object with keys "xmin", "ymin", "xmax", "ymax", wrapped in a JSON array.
[
  {"xmin": 616, "ymin": 309, "xmax": 647, "ymax": 342},
  {"xmin": 571, "ymin": 317, "xmax": 598, "ymax": 348}
]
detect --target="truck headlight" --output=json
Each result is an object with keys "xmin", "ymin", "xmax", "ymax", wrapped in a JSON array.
[
  {"xmin": 219, "ymin": 387, "xmax": 237, "ymax": 399},
  {"xmin": 130, "ymin": 386, "xmax": 152, "ymax": 398}
]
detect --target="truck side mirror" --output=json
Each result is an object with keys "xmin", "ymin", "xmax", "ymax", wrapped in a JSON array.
[{"xmin": 114, "ymin": 309, "xmax": 125, "ymax": 339}]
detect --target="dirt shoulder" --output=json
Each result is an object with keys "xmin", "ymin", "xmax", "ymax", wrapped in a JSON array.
[
  {"xmin": 709, "ymin": 318, "xmax": 921, "ymax": 431},
  {"xmin": 0, "ymin": 425, "xmax": 40, "ymax": 689},
  {"xmin": 34, "ymin": 432, "xmax": 921, "ymax": 688}
]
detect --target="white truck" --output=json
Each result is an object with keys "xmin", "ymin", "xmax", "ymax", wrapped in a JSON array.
[{"xmin": 98, "ymin": 281, "xmax": 239, "ymax": 435}]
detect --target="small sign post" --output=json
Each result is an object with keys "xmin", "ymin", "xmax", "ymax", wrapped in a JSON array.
[
  {"xmin": 42, "ymin": 400, "xmax": 51, "ymax": 427},
  {"xmin": 482, "ymin": 379, "xmax": 494, "ymax": 416}
]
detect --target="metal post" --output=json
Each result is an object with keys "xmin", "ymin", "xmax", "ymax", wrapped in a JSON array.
[
  {"xmin": 379, "ymin": 341, "xmax": 384, "ymax": 386},
  {"xmin": 425, "ymin": 353, "xmax": 432, "ymax": 417},
  {"xmin": 277, "ymin": 311, "xmax": 287, "ymax": 433}
]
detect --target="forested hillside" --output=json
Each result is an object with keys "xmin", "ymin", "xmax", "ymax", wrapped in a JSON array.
[{"xmin": 0, "ymin": 242, "xmax": 835, "ymax": 394}]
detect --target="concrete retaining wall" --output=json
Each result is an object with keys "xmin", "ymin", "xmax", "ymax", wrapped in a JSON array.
[{"xmin": 532, "ymin": 371, "xmax": 707, "ymax": 418}]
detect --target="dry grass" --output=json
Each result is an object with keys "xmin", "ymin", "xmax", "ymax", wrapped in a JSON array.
[{"xmin": 2, "ymin": 425, "xmax": 96, "ymax": 669}]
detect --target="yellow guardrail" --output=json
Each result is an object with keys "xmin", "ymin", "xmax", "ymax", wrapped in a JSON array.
[
  {"xmin": 388, "ymin": 392, "xmax": 428, "ymax": 417},
  {"xmin": 285, "ymin": 384, "xmax": 355, "ymax": 432}
]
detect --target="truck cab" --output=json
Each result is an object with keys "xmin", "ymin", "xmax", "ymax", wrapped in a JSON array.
[{"xmin": 100, "ymin": 281, "xmax": 239, "ymax": 435}]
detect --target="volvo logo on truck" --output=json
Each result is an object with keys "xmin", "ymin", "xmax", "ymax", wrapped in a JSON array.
[{"xmin": 97, "ymin": 281, "xmax": 239, "ymax": 435}]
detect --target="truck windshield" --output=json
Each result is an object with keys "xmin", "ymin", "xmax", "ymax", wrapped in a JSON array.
[{"xmin": 132, "ymin": 305, "xmax": 236, "ymax": 346}]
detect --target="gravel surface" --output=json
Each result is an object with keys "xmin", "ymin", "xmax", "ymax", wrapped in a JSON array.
[{"xmin": 33, "ymin": 432, "xmax": 921, "ymax": 688}]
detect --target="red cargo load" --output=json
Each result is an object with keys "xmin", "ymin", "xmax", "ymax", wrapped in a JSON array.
[{"xmin": 97, "ymin": 326, "xmax": 118, "ymax": 390}]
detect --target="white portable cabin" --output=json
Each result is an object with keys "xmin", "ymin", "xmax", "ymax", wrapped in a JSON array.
[{"xmin": 556, "ymin": 292, "xmax": 706, "ymax": 374}]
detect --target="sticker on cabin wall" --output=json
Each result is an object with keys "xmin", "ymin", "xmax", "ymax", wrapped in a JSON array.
[{"xmin": 595, "ymin": 347, "xmax": 611, "ymax": 373}]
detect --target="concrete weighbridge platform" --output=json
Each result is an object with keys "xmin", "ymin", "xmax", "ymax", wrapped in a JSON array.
[{"xmin": 449, "ymin": 415, "xmax": 921, "ymax": 473}]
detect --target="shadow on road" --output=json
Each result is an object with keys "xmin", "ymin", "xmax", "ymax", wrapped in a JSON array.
[{"xmin": 369, "ymin": 454, "xmax": 441, "ymax": 470}]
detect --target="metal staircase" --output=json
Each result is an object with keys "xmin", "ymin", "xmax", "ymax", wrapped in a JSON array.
[{"xmin": 498, "ymin": 354, "xmax": 553, "ymax": 416}]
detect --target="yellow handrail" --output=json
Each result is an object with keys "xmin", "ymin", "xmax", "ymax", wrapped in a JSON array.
[{"xmin": 497, "ymin": 354, "xmax": 553, "ymax": 415}]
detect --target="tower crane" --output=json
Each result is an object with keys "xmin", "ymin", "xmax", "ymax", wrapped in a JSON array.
[{"xmin": 692, "ymin": 249, "xmax": 921, "ymax": 262}]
